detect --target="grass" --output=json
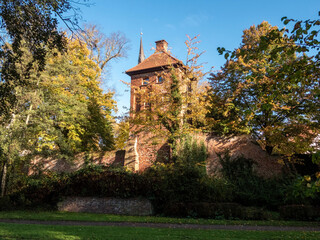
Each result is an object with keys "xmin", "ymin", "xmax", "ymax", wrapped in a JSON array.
[
  {"xmin": 0, "ymin": 210, "xmax": 319, "ymax": 227},
  {"xmin": 0, "ymin": 223, "xmax": 319, "ymax": 240}
]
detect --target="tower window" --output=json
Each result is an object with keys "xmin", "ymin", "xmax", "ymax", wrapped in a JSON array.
[
  {"xmin": 157, "ymin": 76, "xmax": 164, "ymax": 83},
  {"xmin": 143, "ymin": 77, "xmax": 149, "ymax": 85}
]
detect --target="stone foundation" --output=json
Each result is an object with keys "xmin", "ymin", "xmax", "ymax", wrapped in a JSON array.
[{"xmin": 58, "ymin": 197, "xmax": 154, "ymax": 216}]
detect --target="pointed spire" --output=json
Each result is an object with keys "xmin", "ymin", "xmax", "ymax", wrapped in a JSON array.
[{"xmin": 138, "ymin": 32, "xmax": 145, "ymax": 64}]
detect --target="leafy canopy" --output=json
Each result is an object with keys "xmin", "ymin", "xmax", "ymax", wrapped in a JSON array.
[{"xmin": 208, "ymin": 21, "xmax": 320, "ymax": 156}]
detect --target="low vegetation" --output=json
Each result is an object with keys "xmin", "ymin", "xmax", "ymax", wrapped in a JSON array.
[
  {"xmin": 1, "ymin": 210, "xmax": 320, "ymax": 227},
  {"xmin": 0, "ymin": 223, "xmax": 319, "ymax": 240}
]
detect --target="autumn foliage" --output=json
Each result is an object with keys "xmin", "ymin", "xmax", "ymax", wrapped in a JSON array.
[{"xmin": 208, "ymin": 21, "xmax": 320, "ymax": 157}]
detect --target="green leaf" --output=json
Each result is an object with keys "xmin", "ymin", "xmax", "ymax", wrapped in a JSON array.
[
  {"xmin": 293, "ymin": 22, "xmax": 301, "ymax": 31},
  {"xmin": 217, "ymin": 47, "xmax": 226, "ymax": 55},
  {"xmin": 312, "ymin": 151, "xmax": 320, "ymax": 164}
]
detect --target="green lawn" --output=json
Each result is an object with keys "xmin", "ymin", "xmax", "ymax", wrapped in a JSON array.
[
  {"xmin": 0, "ymin": 210, "xmax": 319, "ymax": 227},
  {"xmin": 0, "ymin": 223, "xmax": 319, "ymax": 240}
]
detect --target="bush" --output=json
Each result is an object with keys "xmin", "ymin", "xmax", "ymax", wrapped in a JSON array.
[
  {"xmin": 5, "ymin": 165, "xmax": 151, "ymax": 209},
  {"xmin": 143, "ymin": 162, "xmax": 233, "ymax": 214},
  {"xmin": 280, "ymin": 205, "xmax": 320, "ymax": 221},
  {"xmin": 240, "ymin": 206, "xmax": 273, "ymax": 220},
  {"xmin": 9, "ymin": 160, "xmax": 234, "ymax": 213},
  {"xmin": 64, "ymin": 165, "xmax": 148, "ymax": 198},
  {"xmin": 0, "ymin": 196, "xmax": 14, "ymax": 211},
  {"xmin": 162, "ymin": 202, "xmax": 241, "ymax": 219},
  {"xmin": 12, "ymin": 171, "xmax": 68, "ymax": 209},
  {"xmin": 218, "ymin": 152, "xmax": 286, "ymax": 209},
  {"xmin": 175, "ymin": 135, "xmax": 207, "ymax": 167},
  {"xmin": 283, "ymin": 175, "xmax": 320, "ymax": 205},
  {"xmin": 162, "ymin": 202, "xmax": 272, "ymax": 220}
]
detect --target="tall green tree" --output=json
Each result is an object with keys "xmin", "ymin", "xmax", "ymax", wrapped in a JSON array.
[
  {"xmin": 208, "ymin": 21, "xmax": 320, "ymax": 156},
  {"xmin": 36, "ymin": 37, "xmax": 116, "ymax": 154},
  {"xmin": 0, "ymin": 41, "xmax": 47, "ymax": 196},
  {"xmin": 0, "ymin": 0, "xmax": 87, "ymax": 116},
  {"xmin": 0, "ymin": 34, "xmax": 120, "ymax": 196}
]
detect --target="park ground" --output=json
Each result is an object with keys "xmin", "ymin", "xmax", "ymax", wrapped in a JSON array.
[{"xmin": 0, "ymin": 211, "xmax": 319, "ymax": 239}]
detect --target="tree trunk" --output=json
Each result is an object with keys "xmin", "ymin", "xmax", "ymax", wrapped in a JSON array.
[
  {"xmin": 265, "ymin": 145, "xmax": 274, "ymax": 155},
  {"xmin": 1, "ymin": 162, "xmax": 7, "ymax": 197},
  {"xmin": 25, "ymin": 76, "xmax": 40, "ymax": 125},
  {"xmin": 25, "ymin": 104, "xmax": 32, "ymax": 125},
  {"xmin": 2, "ymin": 113, "xmax": 16, "ymax": 197},
  {"xmin": 265, "ymin": 134, "xmax": 273, "ymax": 155}
]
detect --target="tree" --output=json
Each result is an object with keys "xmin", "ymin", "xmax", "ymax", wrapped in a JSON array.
[
  {"xmin": 114, "ymin": 117, "xmax": 130, "ymax": 150},
  {"xmin": 36, "ymin": 37, "xmax": 116, "ymax": 154},
  {"xmin": 81, "ymin": 25, "xmax": 129, "ymax": 73},
  {"xmin": 280, "ymin": 13, "xmax": 320, "ymax": 61},
  {"xmin": 208, "ymin": 21, "xmax": 320, "ymax": 156},
  {"xmin": 0, "ymin": 2, "xmax": 87, "ymax": 194},
  {"xmin": 0, "ymin": 32, "xmax": 121, "ymax": 195},
  {"xmin": 0, "ymin": 0, "xmax": 87, "ymax": 116}
]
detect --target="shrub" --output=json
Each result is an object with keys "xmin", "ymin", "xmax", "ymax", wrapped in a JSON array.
[
  {"xmin": 175, "ymin": 135, "xmax": 207, "ymax": 168},
  {"xmin": 64, "ymin": 165, "xmax": 148, "ymax": 198},
  {"xmin": 162, "ymin": 202, "xmax": 272, "ymax": 220},
  {"xmin": 5, "ymin": 165, "xmax": 151, "ymax": 209},
  {"xmin": 162, "ymin": 202, "xmax": 241, "ymax": 219},
  {"xmin": 0, "ymin": 196, "xmax": 14, "ymax": 211},
  {"xmin": 240, "ymin": 206, "xmax": 273, "ymax": 220},
  {"xmin": 143, "ymin": 162, "xmax": 233, "ymax": 214},
  {"xmin": 280, "ymin": 205, "xmax": 320, "ymax": 221},
  {"xmin": 218, "ymin": 152, "xmax": 286, "ymax": 209},
  {"xmin": 283, "ymin": 174, "xmax": 320, "ymax": 205}
]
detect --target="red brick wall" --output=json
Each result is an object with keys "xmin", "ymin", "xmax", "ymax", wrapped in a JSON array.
[{"xmin": 130, "ymin": 71, "xmax": 167, "ymax": 118}]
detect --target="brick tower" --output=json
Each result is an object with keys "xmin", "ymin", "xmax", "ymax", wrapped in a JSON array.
[
  {"xmin": 126, "ymin": 39, "xmax": 183, "ymax": 118},
  {"xmin": 123, "ymin": 37, "xmax": 183, "ymax": 171}
]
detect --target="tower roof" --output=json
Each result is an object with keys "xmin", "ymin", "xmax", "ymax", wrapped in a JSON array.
[
  {"xmin": 126, "ymin": 40, "xmax": 183, "ymax": 76},
  {"xmin": 138, "ymin": 33, "xmax": 145, "ymax": 64}
]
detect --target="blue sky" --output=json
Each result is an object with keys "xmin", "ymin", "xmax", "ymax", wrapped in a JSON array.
[{"xmin": 74, "ymin": 0, "xmax": 319, "ymax": 117}]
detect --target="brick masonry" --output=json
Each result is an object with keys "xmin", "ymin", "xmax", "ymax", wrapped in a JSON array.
[
  {"xmin": 29, "ymin": 133, "xmax": 282, "ymax": 178},
  {"xmin": 130, "ymin": 133, "xmax": 282, "ymax": 178}
]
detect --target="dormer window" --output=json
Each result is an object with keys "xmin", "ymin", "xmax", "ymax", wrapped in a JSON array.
[
  {"xmin": 157, "ymin": 76, "xmax": 164, "ymax": 83},
  {"xmin": 143, "ymin": 77, "xmax": 149, "ymax": 85}
]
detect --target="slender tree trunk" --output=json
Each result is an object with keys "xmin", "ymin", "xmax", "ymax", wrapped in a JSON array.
[
  {"xmin": 25, "ymin": 76, "xmax": 40, "ymax": 125},
  {"xmin": 25, "ymin": 104, "xmax": 32, "ymax": 125},
  {"xmin": 1, "ymin": 162, "xmax": 7, "ymax": 197},
  {"xmin": 1, "ymin": 113, "xmax": 16, "ymax": 197}
]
